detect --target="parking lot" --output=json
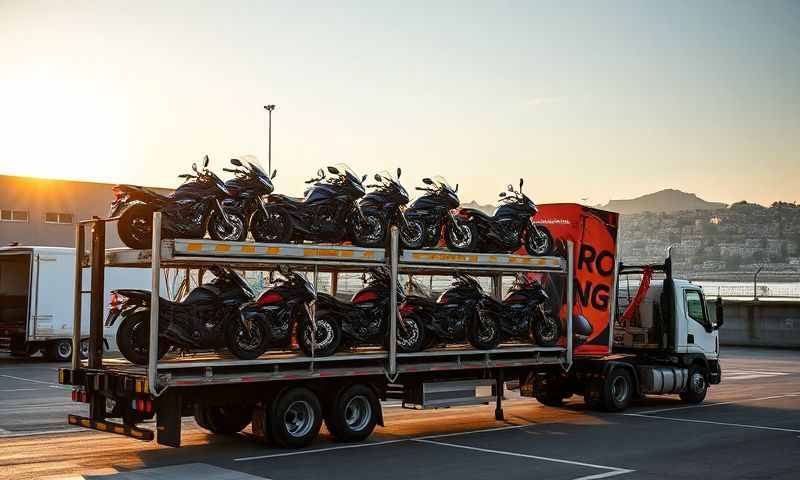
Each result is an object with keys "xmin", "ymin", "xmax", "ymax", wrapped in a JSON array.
[{"xmin": 1, "ymin": 347, "xmax": 799, "ymax": 480}]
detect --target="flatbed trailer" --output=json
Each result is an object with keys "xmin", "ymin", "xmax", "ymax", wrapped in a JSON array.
[{"xmin": 58, "ymin": 214, "xmax": 576, "ymax": 447}]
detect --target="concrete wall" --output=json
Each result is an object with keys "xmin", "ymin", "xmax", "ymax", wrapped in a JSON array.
[{"xmin": 714, "ymin": 299, "xmax": 800, "ymax": 348}]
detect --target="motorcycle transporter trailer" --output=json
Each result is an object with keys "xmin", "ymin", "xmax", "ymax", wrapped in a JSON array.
[{"xmin": 59, "ymin": 206, "xmax": 723, "ymax": 448}]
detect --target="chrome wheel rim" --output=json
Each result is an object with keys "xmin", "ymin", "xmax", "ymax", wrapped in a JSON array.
[
  {"xmin": 535, "ymin": 316, "xmax": 558, "ymax": 343},
  {"xmin": 397, "ymin": 319, "xmax": 420, "ymax": 350},
  {"xmin": 356, "ymin": 215, "xmax": 383, "ymax": 244},
  {"xmin": 235, "ymin": 321, "xmax": 263, "ymax": 351},
  {"xmin": 57, "ymin": 341, "xmax": 72, "ymax": 359},
  {"xmin": 214, "ymin": 214, "xmax": 244, "ymax": 240},
  {"xmin": 344, "ymin": 395, "xmax": 372, "ymax": 432},
  {"xmin": 80, "ymin": 341, "xmax": 89, "ymax": 358},
  {"xmin": 690, "ymin": 372, "xmax": 705, "ymax": 393},
  {"xmin": 528, "ymin": 230, "xmax": 550, "ymax": 256},
  {"xmin": 304, "ymin": 319, "xmax": 335, "ymax": 351},
  {"xmin": 612, "ymin": 376, "xmax": 629, "ymax": 403},
  {"xmin": 476, "ymin": 312, "xmax": 496, "ymax": 343},
  {"xmin": 401, "ymin": 221, "xmax": 424, "ymax": 247},
  {"xmin": 284, "ymin": 400, "xmax": 314, "ymax": 438},
  {"xmin": 448, "ymin": 222, "xmax": 472, "ymax": 249}
]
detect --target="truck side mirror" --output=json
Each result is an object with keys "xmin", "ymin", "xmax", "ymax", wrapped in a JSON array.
[{"xmin": 715, "ymin": 296, "xmax": 724, "ymax": 329}]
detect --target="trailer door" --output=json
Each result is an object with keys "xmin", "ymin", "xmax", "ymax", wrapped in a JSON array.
[
  {"xmin": 0, "ymin": 252, "xmax": 32, "ymax": 348},
  {"xmin": 31, "ymin": 251, "xmax": 75, "ymax": 339}
]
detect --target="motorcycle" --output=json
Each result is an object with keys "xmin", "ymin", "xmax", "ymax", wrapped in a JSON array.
[
  {"xmin": 400, "ymin": 273, "xmax": 497, "ymax": 350},
  {"xmin": 250, "ymin": 164, "xmax": 367, "ymax": 244},
  {"xmin": 111, "ymin": 156, "xmax": 246, "ymax": 249},
  {"xmin": 479, "ymin": 273, "xmax": 562, "ymax": 347},
  {"xmin": 302, "ymin": 267, "xmax": 425, "ymax": 357},
  {"xmin": 106, "ymin": 267, "xmax": 254, "ymax": 365},
  {"xmin": 445, "ymin": 178, "xmax": 553, "ymax": 256},
  {"xmin": 400, "ymin": 176, "xmax": 461, "ymax": 249},
  {"xmin": 349, "ymin": 168, "xmax": 410, "ymax": 248},
  {"xmin": 231, "ymin": 266, "xmax": 319, "ymax": 359},
  {"xmin": 212, "ymin": 157, "xmax": 277, "ymax": 241}
]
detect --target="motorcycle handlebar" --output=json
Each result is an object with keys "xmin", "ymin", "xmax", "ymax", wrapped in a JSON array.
[
  {"xmin": 415, "ymin": 187, "xmax": 432, "ymax": 191},
  {"xmin": 222, "ymin": 168, "xmax": 238, "ymax": 173}
]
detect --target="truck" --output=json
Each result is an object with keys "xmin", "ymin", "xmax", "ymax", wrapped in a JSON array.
[
  {"xmin": 57, "ymin": 205, "xmax": 723, "ymax": 448},
  {"xmin": 0, "ymin": 246, "xmax": 154, "ymax": 360}
]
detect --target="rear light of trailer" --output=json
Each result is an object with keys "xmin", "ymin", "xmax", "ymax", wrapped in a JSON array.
[
  {"xmin": 132, "ymin": 398, "xmax": 154, "ymax": 413},
  {"xmin": 109, "ymin": 292, "xmax": 123, "ymax": 310},
  {"xmin": 71, "ymin": 388, "xmax": 88, "ymax": 403},
  {"xmin": 111, "ymin": 186, "xmax": 124, "ymax": 201}
]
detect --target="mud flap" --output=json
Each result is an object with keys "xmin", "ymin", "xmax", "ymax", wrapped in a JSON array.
[{"xmin": 156, "ymin": 391, "xmax": 182, "ymax": 447}]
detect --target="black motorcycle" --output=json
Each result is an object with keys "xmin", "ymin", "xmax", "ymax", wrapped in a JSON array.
[
  {"xmin": 231, "ymin": 266, "xmax": 318, "ymax": 359},
  {"xmin": 480, "ymin": 273, "xmax": 562, "ymax": 347},
  {"xmin": 400, "ymin": 273, "xmax": 497, "ymax": 350},
  {"xmin": 106, "ymin": 267, "xmax": 254, "ymax": 364},
  {"xmin": 250, "ymin": 164, "xmax": 367, "ymax": 244},
  {"xmin": 111, "ymin": 156, "xmax": 246, "ymax": 249},
  {"xmin": 349, "ymin": 168, "xmax": 410, "ymax": 247},
  {"xmin": 401, "ymin": 176, "xmax": 461, "ymax": 249},
  {"xmin": 303, "ymin": 267, "xmax": 425, "ymax": 357},
  {"xmin": 215, "ymin": 157, "xmax": 277, "ymax": 241},
  {"xmin": 445, "ymin": 179, "xmax": 553, "ymax": 256}
]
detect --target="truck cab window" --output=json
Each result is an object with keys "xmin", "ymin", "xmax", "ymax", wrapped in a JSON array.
[{"xmin": 685, "ymin": 290, "xmax": 707, "ymax": 327}]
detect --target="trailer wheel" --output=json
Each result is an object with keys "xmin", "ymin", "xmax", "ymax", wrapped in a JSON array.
[
  {"xmin": 325, "ymin": 384, "xmax": 379, "ymax": 442},
  {"xmin": 268, "ymin": 387, "xmax": 322, "ymax": 448},
  {"xmin": 47, "ymin": 339, "xmax": 73, "ymax": 362},
  {"xmin": 194, "ymin": 405, "xmax": 253, "ymax": 434},
  {"xmin": 533, "ymin": 375, "xmax": 565, "ymax": 407},
  {"xmin": 679, "ymin": 366, "xmax": 708, "ymax": 404},
  {"xmin": 602, "ymin": 368, "xmax": 633, "ymax": 412}
]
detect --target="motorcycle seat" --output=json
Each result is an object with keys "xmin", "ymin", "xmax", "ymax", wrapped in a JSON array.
[
  {"xmin": 458, "ymin": 207, "xmax": 493, "ymax": 221},
  {"xmin": 268, "ymin": 193, "xmax": 305, "ymax": 205}
]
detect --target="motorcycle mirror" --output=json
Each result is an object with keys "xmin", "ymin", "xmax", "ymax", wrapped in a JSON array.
[
  {"xmin": 202, "ymin": 155, "xmax": 209, "ymax": 168},
  {"xmin": 327, "ymin": 166, "xmax": 340, "ymax": 175},
  {"xmin": 361, "ymin": 174, "xmax": 367, "ymax": 182},
  {"xmin": 230, "ymin": 158, "xmax": 243, "ymax": 167},
  {"xmin": 317, "ymin": 168, "xmax": 325, "ymax": 178},
  {"xmin": 507, "ymin": 184, "xmax": 514, "ymax": 192},
  {"xmin": 192, "ymin": 162, "xmax": 198, "ymax": 172},
  {"xmin": 519, "ymin": 178, "xmax": 524, "ymax": 190},
  {"xmin": 374, "ymin": 173, "xmax": 382, "ymax": 182},
  {"xmin": 422, "ymin": 177, "xmax": 433, "ymax": 185},
  {"xmin": 271, "ymin": 169, "xmax": 277, "ymax": 179},
  {"xmin": 455, "ymin": 183, "xmax": 459, "ymax": 192},
  {"xmin": 498, "ymin": 192, "xmax": 506, "ymax": 198},
  {"xmin": 397, "ymin": 167, "xmax": 402, "ymax": 179}
]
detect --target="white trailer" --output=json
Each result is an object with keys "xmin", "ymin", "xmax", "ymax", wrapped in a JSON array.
[{"xmin": 0, "ymin": 246, "xmax": 154, "ymax": 360}]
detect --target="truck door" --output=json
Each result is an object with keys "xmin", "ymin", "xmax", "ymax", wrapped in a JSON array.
[{"xmin": 682, "ymin": 289, "xmax": 717, "ymax": 358}]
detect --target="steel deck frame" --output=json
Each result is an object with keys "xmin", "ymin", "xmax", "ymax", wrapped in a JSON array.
[{"xmin": 69, "ymin": 213, "xmax": 575, "ymax": 397}]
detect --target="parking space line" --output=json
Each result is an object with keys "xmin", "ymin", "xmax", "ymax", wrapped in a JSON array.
[
  {"xmin": 625, "ymin": 413, "xmax": 800, "ymax": 433},
  {"xmin": 0, "ymin": 373, "xmax": 63, "ymax": 387},
  {"xmin": 638, "ymin": 392, "xmax": 800, "ymax": 414},
  {"xmin": 413, "ymin": 439, "xmax": 634, "ymax": 479}
]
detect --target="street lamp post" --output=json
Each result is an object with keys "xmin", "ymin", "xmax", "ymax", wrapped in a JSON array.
[{"xmin": 264, "ymin": 105, "xmax": 276, "ymax": 173}]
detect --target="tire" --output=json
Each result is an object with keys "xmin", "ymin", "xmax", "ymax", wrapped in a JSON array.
[
  {"xmin": 530, "ymin": 310, "xmax": 562, "ymax": 347},
  {"xmin": 47, "ymin": 339, "xmax": 73, "ymax": 362},
  {"xmin": 533, "ymin": 374, "xmax": 565, "ymax": 407},
  {"xmin": 395, "ymin": 313, "xmax": 426, "ymax": 353},
  {"xmin": 400, "ymin": 219, "xmax": 425, "ymax": 249},
  {"xmin": 349, "ymin": 212, "xmax": 387, "ymax": 248},
  {"xmin": 298, "ymin": 313, "xmax": 341, "ymax": 357},
  {"xmin": 602, "ymin": 368, "xmax": 634, "ymax": 412},
  {"xmin": 680, "ymin": 366, "xmax": 708, "ymax": 404},
  {"xmin": 445, "ymin": 218, "xmax": 479, "ymax": 252},
  {"xmin": 79, "ymin": 339, "xmax": 89, "ymax": 360},
  {"xmin": 194, "ymin": 404, "xmax": 253, "ymax": 434},
  {"xmin": 118, "ymin": 203, "xmax": 155, "ymax": 250},
  {"xmin": 250, "ymin": 207, "xmax": 293, "ymax": 243},
  {"xmin": 268, "ymin": 387, "xmax": 322, "ymax": 448},
  {"xmin": 468, "ymin": 310, "xmax": 500, "ymax": 350},
  {"xmin": 525, "ymin": 226, "xmax": 554, "ymax": 257},
  {"xmin": 224, "ymin": 316, "xmax": 270, "ymax": 360},
  {"xmin": 116, "ymin": 311, "xmax": 170, "ymax": 365},
  {"xmin": 325, "ymin": 384, "xmax": 379, "ymax": 442},
  {"xmin": 207, "ymin": 210, "xmax": 247, "ymax": 242}
]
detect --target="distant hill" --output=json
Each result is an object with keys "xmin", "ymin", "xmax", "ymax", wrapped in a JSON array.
[
  {"xmin": 460, "ymin": 200, "xmax": 495, "ymax": 215},
  {"xmin": 600, "ymin": 189, "xmax": 727, "ymax": 215}
]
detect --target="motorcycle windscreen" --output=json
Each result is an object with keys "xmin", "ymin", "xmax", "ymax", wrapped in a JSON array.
[{"xmin": 517, "ymin": 203, "xmax": 619, "ymax": 356}]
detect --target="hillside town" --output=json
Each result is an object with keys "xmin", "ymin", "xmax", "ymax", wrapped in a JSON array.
[{"xmin": 619, "ymin": 201, "xmax": 800, "ymax": 280}]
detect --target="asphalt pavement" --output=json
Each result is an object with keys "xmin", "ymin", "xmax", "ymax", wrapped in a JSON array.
[{"xmin": 1, "ymin": 347, "xmax": 799, "ymax": 480}]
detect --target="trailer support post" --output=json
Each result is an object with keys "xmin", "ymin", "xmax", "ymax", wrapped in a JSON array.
[
  {"xmin": 156, "ymin": 391, "xmax": 182, "ymax": 447},
  {"xmin": 88, "ymin": 219, "xmax": 106, "ymax": 420},
  {"xmin": 148, "ymin": 212, "xmax": 162, "ymax": 395},
  {"xmin": 71, "ymin": 223, "xmax": 85, "ymax": 371},
  {"xmin": 494, "ymin": 369, "xmax": 504, "ymax": 420},
  {"xmin": 388, "ymin": 226, "xmax": 399, "ymax": 376}
]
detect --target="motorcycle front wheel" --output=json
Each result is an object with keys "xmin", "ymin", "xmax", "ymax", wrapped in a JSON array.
[
  {"xmin": 445, "ymin": 218, "xmax": 479, "ymax": 252},
  {"xmin": 395, "ymin": 314, "xmax": 426, "ymax": 353},
  {"xmin": 118, "ymin": 203, "xmax": 155, "ymax": 250},
  {"xmin": 525, "ymin": 226, "xmax": 554, "ymax": 256},
  {"xmin": 224, "ymin": 316, "xmax": 270, "ymax": 360},
  {"xmin": 468, "ymin": 310, "xmax": 500, "ymax": 350},
  {"xmin": 349, "ymin": 212, "xmax": 386, "ymax": 248},
  {"xmin": 298, "ymin": 314, "xmax": 341, "ymax": 357},
  {"xmin": 116, "ymin": 311, "xmax": 170, "ymax": 365},
  {"xmin": 530, "ymin": 310, "xmax": 562, "ymax": 347},
  {"xmin": 250, "ymin": 207, "xmax": 293, "ymax": 243},
  {"xmin": 400, "ymin": 219, "xmax": 426, "ymax": 249},
  {"xmin": 207, "ymin": 210, "xmax": 247, "ymax": 242}
]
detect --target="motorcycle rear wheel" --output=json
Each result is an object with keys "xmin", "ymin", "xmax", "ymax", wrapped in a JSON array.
[
  {"xmin": 224, "ymin": 316, "xmax": 270, "ymax": 360},
  {"xmin": 207, "ymin": 210, "xmax": 247, "ymax": 242},
  {"xmin": 116, "ymin": 311, "xmax": 170, "ymax": 365},
  {"xmin": 118, "ymin": 203, "xmax": 155, "ymax": 250},
  {"xmin": 251, "ymin": 208, "xmax": 293, "ymax": 243},
  {"xmin": 349, "ymin": 213, "xmax": 387, "ymax": 248}
]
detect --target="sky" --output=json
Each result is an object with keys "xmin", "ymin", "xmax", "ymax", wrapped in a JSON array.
[{"xmin": 1, "ymin": 0, "xmax": 798, "ymax": 206}]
